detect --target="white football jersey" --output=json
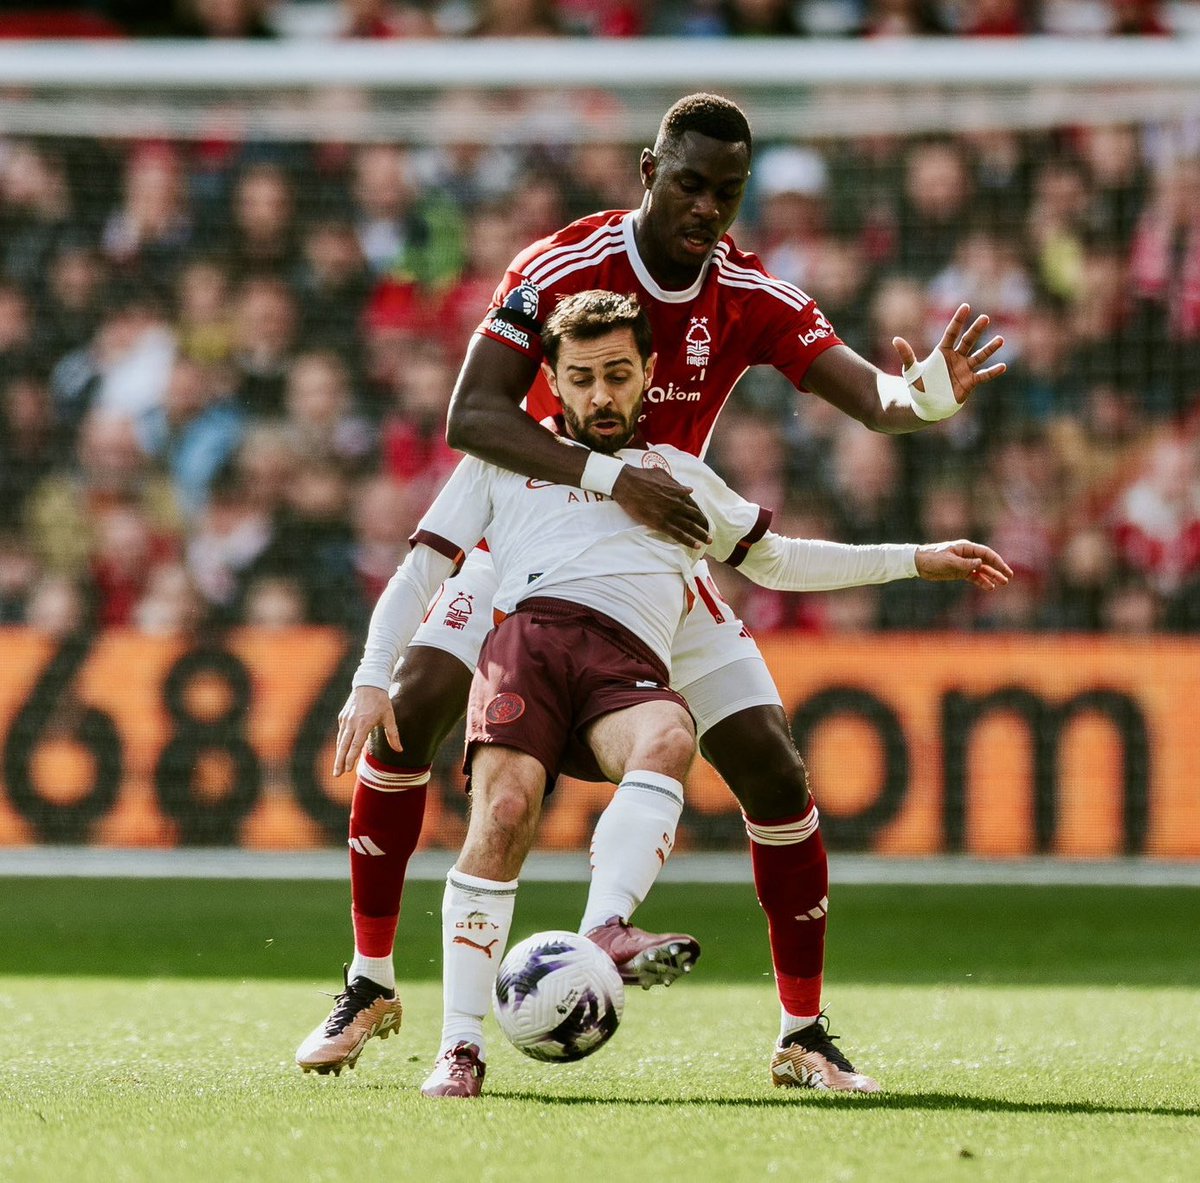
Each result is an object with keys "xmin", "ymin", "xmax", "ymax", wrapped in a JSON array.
[{"xmin": 413, "ymin": 439, "xmax": 767, "ymax": 668}]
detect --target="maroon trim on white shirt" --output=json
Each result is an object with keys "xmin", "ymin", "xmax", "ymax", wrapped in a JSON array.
[
  {"xmin": 725, "ymin": 505, "xmax": 773, "ymax": 569},
  {"xmin": 409, "ymin": 529, "xmax": 466, "ymax": 575}
]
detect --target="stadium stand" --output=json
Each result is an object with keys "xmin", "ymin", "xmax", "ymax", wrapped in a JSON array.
[{"xmin": 0, "ymin": 10, "xmax": 1198, "ymax": 646}]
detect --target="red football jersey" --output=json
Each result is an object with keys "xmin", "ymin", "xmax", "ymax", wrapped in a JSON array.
[{"xmin": 475, "ymin": 210, "xmax": 843, "ymax": 458}]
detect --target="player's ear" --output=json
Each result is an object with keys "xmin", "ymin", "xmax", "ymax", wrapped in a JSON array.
[
  {"xmin": 644, "ymin": 351, "xmax": 657, "ymax": 386},
  {"xmin": 640, "ymin": 148, "xmax": 656, "ymax": 191},
  {"xmin": 540, "ymin": 360, "xmax": 560, "ymax": 398}
]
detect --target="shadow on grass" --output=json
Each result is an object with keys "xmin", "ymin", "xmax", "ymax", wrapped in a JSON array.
[{"xmin": 482, "ymin": 1089, "xmax": 1200, "ymax": 1118}]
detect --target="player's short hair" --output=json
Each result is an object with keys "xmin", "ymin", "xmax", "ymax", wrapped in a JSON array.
[
  {"xmin": 542, "ymin": 290, "xmax": 654, "ymax": 369},
  {"xmin": 655, "ymin": 93, "xmax": 753, "ymax": 160}
]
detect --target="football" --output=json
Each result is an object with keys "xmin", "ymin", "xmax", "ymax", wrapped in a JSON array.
[{"xmin": 493, "ymin": 930, "xmax": 625, "ymax": 1062}]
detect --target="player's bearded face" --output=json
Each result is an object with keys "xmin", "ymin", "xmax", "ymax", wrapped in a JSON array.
[
  {"xmin": 562, "ymin": 396, "xmax": 642, "ymax": 454},
  {"xmin": 550, "ymin": 329, "xmax": 651, "ymax": 455}
]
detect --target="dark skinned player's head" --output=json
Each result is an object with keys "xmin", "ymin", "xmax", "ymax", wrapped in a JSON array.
[
  {"xmin": 638, "ymin": 94, "xmax": 753, "ymax": 283},
  {"xmin": 653, "ymin": 93, "xmax": 754, "ymax": 163}
]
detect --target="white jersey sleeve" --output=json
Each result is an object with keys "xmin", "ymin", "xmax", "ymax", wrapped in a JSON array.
[
  {"xmin": 351, "ymin": 457, "xmax": 497, "ymax": 690},
  {"xmin": 352, "ymin": 546, "xmax": 459, "ymax": 690},
  {"xmin": 659, "ymin": 446, "xmax": 918, "ymax": 590},
  {"xmin": 412, "ymin": 455, "xmax": 496, "ymax": 567},
  {"xmin": 737, "ymin": 534, "xmax": 918, "ymax": 591}
]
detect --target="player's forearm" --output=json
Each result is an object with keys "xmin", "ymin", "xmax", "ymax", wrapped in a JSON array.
[
  {"xmin": 868, "ymin": 375, "xmax": 932, "ymax": 432},
  {"xmin": 804, "ymin": 345, "xmax": 928, "ymax": 434},
  {"xmin": 448, "ymin": 388, "xmax": 591, "ymax": 486},
  {"xmin": 445, "ymin": 334, "xmax": 594, "ymax": 487},
  {"xmin": 352, "ymin": 548, "xmax": 457, "ymax": 691},
  {"xmin": 737, "ymin": 534, "xmax": 918, "ymax": 591}
]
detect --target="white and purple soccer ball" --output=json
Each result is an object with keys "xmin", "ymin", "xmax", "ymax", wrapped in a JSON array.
[{"xmin": 493, "ymin": 930, "xmax": 625, "ymax": 1062}]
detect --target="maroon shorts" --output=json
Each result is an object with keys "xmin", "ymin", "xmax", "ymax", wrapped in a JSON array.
[{"xmin": 465, "ymin": 597, "xmax": 691, "ymax": 789}]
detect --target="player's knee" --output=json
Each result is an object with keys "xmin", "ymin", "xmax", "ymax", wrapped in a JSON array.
[
  {"xmin": 367, "ymin": 726, "xmax": 404, "ymax": 766},
  {"xmin": 712, "ymin": 730, "xmax": 810, "ymax": 817},
  {"xmin": 478, "ymin": 781, "xmax": 539, "ymax": 844},
  {"xmin": 385, "ymin": 651, "xmax": 471, "ymax": 765},
  {"xmin": 630, "ymin": 720, "xmax": 696, "ymax": 782},
  {"xmin": 734, "ymin": 757, "xmax": 810, "ymax": 817},
  {"xmin": 383, "ymin": 693, "xmax": 427, "ymax": 757},
  {"xmin": 765, "ymin": 740, "xmax": 809, "ymax": 791}
]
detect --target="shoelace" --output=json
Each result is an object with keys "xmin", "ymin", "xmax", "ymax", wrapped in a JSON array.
[
  {"xmin": 322, "ymin": 980, "xmax": 383, "ymax": 1035},
  {"xmin": 445, "ymin": 1045, "xmax": 482, "ymax": 1079},
  {"xmin": 788, "ymin": 1015, "xmax": 856, "ymax": 1073}
]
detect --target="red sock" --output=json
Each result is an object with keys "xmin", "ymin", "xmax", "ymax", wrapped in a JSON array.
[
  {"xmin": 744, "ymin": 801, "xmax": 828, "ymax": 1019},
  {"xmin": 349, "ymin": 751, "xmax": 430, "ymax": 958}
]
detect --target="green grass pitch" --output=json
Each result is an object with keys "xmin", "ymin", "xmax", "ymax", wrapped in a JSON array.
[{"xmin": 1, "ymin": 878, "xmax": 1197, "ymax": 1183}]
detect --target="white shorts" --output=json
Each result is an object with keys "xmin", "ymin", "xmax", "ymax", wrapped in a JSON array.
[{"xmin": 408, "ymin": 549, "xmax": 783, "ymax": 736}]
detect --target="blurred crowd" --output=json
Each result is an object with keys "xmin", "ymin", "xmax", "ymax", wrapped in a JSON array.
[
  {"xmin": 0, "ymin": 0, "xmax": 1194, "ymax": 40},
  {"xmin": 1, "ymin": 97, "xmax": 1200, "ymax": 641}
]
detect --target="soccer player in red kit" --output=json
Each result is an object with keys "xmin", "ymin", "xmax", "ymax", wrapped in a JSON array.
[{"xmin": 296, "ymin": 93, "xmax": 1007, "ymax": 1090}]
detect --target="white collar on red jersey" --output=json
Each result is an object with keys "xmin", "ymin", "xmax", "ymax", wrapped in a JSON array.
[{"xmin": 622, "ymin": 211, "xmax": 713, "ymax": 305}]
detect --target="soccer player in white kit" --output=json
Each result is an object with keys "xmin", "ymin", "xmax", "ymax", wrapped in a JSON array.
[
  {"xmin": 313, "ymin": 292, "xmax": 1010, "ymax": 1097},
  {"xmin": 296, "ymin": 93, "xmax": 1009, "ymax": 1090}
]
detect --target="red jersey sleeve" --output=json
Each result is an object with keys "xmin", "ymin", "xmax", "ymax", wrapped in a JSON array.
[
  {"xmin": 473, "ymin": 212, "xmax": 627, "ymax": 363},
  {"xmin": 473, "ymin": 251, "xmax": 560, "ymax": 419},
  {"xmin": 475, "ymin": 264, "xmax": 547, "ymax": 360},
  {"xmin": 743, "ymin": 276, "xmax": 843, "ymax": 391}
]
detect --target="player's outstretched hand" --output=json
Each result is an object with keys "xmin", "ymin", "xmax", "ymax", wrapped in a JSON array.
[
  {"xmin": 613, "ymin": 465, "xmax": 712, "ymax": 549},
  {"xmin": 916, "ymin": 540, "xmax": 1013, "ymax": 590},
  {"xmin": 333, "ymin": 686, "xmax": 401, "ymax": 777},
  {"xmin": 893, "ymin": 303, "xmax": 1006, "ymax": 407}
]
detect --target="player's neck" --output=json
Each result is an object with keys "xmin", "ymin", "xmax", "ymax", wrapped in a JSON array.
[{"xmin": 631, "ymin": 211, "xmax": 706, "ymax": 293}]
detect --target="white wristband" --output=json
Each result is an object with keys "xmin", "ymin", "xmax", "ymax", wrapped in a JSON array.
[{"xmin": 580, "ymin": 451, "xmax": 626, "ymax": 496}]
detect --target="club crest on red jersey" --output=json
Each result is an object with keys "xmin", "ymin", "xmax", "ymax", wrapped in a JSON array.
[
  {"xmin": 485, "ymin": 692, "xmax": 526, "ymax": 725},
  {"xmin": 685, "ymin": 317, "xmax": 712, "ymax": 370}
]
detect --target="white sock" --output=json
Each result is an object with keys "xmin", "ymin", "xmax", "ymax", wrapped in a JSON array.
[
  {"xmin": 439, "ymin": 867, "xmax": 518, "ymax": 1060},
  {"xmin": 348, "ymin": 952, "xmax": 395, "ymax": 993},
  {"xmin": 779, "ymin": 1009, "xmax": 821, "ymax": 1043},
  {"xmin": 579, "ymin": 770, "xmax": 684, "ymax": 935}
]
